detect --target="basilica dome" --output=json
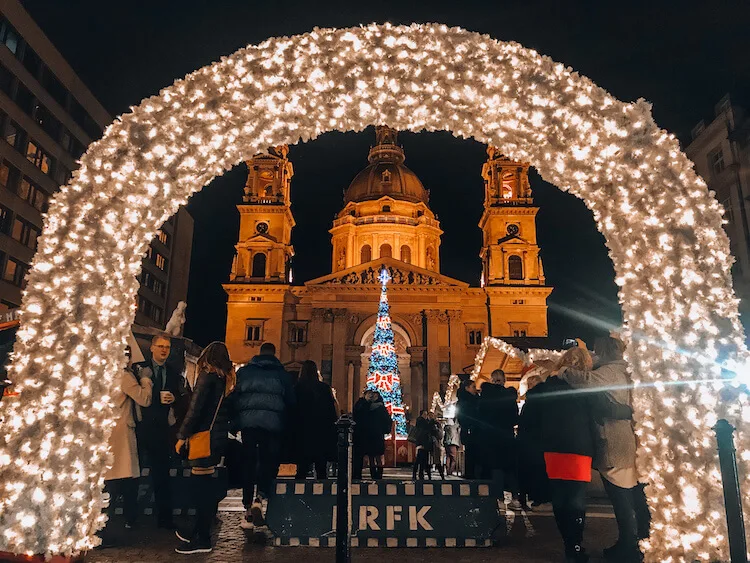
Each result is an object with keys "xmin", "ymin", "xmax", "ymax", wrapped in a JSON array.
[{"xmin": 344, "ymin": 126, "xmax": 429, "ymax": 204}]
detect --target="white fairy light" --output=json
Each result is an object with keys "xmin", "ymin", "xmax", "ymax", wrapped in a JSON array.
[{"xmin": 0, "ymin": 22, "xmax": 746, "ymax": 562}]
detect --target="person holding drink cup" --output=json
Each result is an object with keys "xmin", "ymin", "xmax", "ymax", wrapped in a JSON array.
[{"xmin": 133, "ymin": 333, "xmax": 183, "ymax": 529}]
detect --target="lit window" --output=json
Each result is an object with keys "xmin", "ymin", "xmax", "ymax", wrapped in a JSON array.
[
  {"xmin": 25, "ymin": 140, "xmax": 53, "ymax": 175},
  {"xmin": 155, "ymin": 253, "xmax": 167, "ymax": 271},
  {"xmin": 17, "ymin": 178, "xmax": 48, "ymax": 212},
  {"xmin": 3, "ymin": 257, "xmax": 28, "ymax": 288},
  {"xmin": 156, "ymin": 229, "xmax": 170, "ymax": 247}
]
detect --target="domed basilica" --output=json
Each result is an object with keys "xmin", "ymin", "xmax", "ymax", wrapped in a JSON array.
[{"xmin": 224, "ymin": 126, "xmax": 552, "ymax": 413}]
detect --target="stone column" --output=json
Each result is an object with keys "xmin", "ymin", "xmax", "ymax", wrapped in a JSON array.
[
  {"xmin": 331, "ymin": 308, "xmax": 349, "ymax": 406},
  {"xmin": 447, "ymin": 310, "xmax": 464, "ymax": 376},
  {"xmin": 310, "ymin": 308, "xmax": 326, "ymax": 369},
  {"xmin": 407, "ymin": 346, "xmax": 426, "ymax": 415},
  {"xmin": 346, "ymin": 343, "xmax": 365, "ymax": 411},
  {"xmin": 523, "ymin": 250, "xmax": 529, "ymax": 282},
  {"xmin": 424, "ymin": 310, "xmax": 446, "ymax": 413}
]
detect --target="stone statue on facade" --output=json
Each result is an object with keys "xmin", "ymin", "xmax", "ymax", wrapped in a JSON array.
[{"xmin": 165, "ymin": 301, "xmax": 187, "ymax": 337}]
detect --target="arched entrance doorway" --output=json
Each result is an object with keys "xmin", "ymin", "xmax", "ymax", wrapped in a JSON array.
[
  {"xmin": 359, "ymin": 322, "xmax": 412, "ymax": 410},
  {"xmin": 0, "ymin": 23, "xmax": 746, "ymax": 560}
]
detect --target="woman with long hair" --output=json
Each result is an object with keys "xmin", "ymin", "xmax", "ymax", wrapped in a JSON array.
[
  {"xmin": 174, "ymin": 342, "xmax": 236, "ymax": 554},
  {"xmin": 542, "ymin": 347, "xmax": 597, "ymax": 562},
  {"xmin": 293, "ymin": 360, "xmax": 337, "ymax": 479}
]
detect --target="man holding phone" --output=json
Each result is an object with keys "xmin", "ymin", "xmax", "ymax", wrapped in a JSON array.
[{"xmin": 134, "ymin": 334, "xmax": 182, "ymax": 529}]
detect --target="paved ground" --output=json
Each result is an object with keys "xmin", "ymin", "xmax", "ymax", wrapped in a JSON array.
[{"xmin": 89, "ymin": 490, "xmax": 618, "ymax": 563}]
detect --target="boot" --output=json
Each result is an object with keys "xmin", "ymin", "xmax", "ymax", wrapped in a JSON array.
[{"xmin": 564, "ymin": 511, "xmax": 588, "ymax": 562}]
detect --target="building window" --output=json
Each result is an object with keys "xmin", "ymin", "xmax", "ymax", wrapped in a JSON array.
[
  {"xmin": 468, "ymin": 329, "xmax": 483, "ymax": 346},
  {"xmin": 288, "ymin": 322, "xmax": 308, "ymax": 345},
  {"xmin": 5, "ymin": 121, "xmax": 21, "ymax": 149},
  {"xmin": 34, "ymin": 104, "xmax": 61, "ymax": 141},
  {"xmin": 0, "ymin": 204, "xmax": 11, "ymax": 234},
  {"xmin": 512, "ymin": 299, "xmax": 526, "ymax": 305},
  {"xmin": 156, "ymin": 229, "xmax": 170, "ymax": 247},
  {"xmin": 0, "ymin": 19, "xmax": 19, "ymax": 54},
  {"xmin": 17, "ymin": 178, "xmax": 48, "ymax": 212},
  {"xmin": 155, "ymin": 253, "xmax": 167, "ymax": 271},
  {"xmin": 41, "ymin": 68, "xmax": 69, "ymax": 109},
  {"xmin": 361, "ymin": 244, "xmax": 372, "ymax": 263},
  {"xmin": 508, "ymin": 255, "xmax": 523, "ymax": 280},
  {"xmin": 245, "ymin": 320, "xmax": 265, "ymax": 343},
  {"xmin": 513, "ymin": 329, "xmax": 527, "ymax": 337},
  {"xmin": 25, "ymin": 140, "xmax": 53, "ymax": 175},
  {"xmin": 22, "ymin": 45, "xmax": 41, "ymax": 78},
  {"xmin": 382, "ymin": 205, "xmax": 391, "ymax": 213},
  {"xmin": 380, "ymin": 243, "xmax": 392, "ymax": 258},
  {"xmin": 251, "ymin": 252, "xmax": 266, "ymax": 278},
  {"xmin": 0, "ymin": 63, "xmax": 13, "ymax": 95},
  {"xmin": 400, "ymin": 245, "xmax": 411, "ymax": 264},
  {"xmin": 3, "ymin": 258, "xmax": 28, "ymax": 288},
  {"xmin": 709, "ymin": 147, "xmax": 725, "ymax": 177},
  {"xmin": 11, "ymin": 217, "xmax": 39, "ymax": 250},
  {"xmin": 140, "ymin": 270, "xmax": 166, "ymax": 297},
  {"xmin": 137, "ymin": 296, "xmax": 163, "ymax": 323},
  {"xmin": 14, "ymin": 82, "xmax": 35, "ymax": 115}
]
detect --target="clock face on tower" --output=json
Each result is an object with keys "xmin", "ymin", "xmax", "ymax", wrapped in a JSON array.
[
  {"xmin": 507, "ymin": 224, "xmax": 520, "ymax": 236},
  {"xmin": 256, "ymin": 222, "xmax": 269, "ymax": 234}
]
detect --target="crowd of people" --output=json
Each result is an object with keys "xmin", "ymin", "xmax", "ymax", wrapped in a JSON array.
[
  {"xmin": 455, "ymin": 335, "xmax": 650, "ymax": 563},
  {"xmin": 102, "ymin": 332, "xmax": 649, "ymax": 561},
  {"xmin": 102, "ymin": 336, "xmax": 342, "ymax": 555}
]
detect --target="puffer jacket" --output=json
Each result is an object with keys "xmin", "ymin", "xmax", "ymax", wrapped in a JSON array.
[
  {"xmin": 233, "ymin": 354, "xmax": 295, "ymax": 433},
  {"xmin": 560, "ymin": 359, "xmax": 637, "ymax": 471},
  {"xmin": 177, "ymin": 370, "xmax": 230, "ymax": 468}
]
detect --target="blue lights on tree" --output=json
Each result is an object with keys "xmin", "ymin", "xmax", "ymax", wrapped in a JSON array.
[{"xmin": 366, "ymin": 268, "xmax": 407, "ymax": 436}]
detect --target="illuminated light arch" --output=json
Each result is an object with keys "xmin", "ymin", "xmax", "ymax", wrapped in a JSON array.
[
  {"xmin": 0, "ymin": 22, "xmax": 746, "ymax": 561},
  {"xmin": 431, "ymin": 336, "xmax": 563, "ymax": 414}
]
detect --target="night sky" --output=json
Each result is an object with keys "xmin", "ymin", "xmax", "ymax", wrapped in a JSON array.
[{"xmin": 20, "ymin": 0, "xmax": 750, "ymax": 347}]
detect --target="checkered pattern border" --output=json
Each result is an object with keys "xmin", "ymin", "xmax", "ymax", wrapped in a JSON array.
[
  {"xmin": 273, "ymin": 537, "xmax": 494, "ymax": 547},
  {"xmin": 274, "ymin": 480, "xmax": 492, "ymax": 498}
]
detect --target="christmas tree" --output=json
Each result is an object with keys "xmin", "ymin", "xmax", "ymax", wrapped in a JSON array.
[{"xmin": 366, "ymin": 268, "xmax": 407, "ymax": 436}]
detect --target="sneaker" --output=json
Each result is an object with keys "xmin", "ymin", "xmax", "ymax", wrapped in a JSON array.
[
  {"xmin": 175, "ymin": 539, "xmax": 212, "ymax": 554},
  {"xmin": 239, "ymin": 509, "xmax": 254, "ymax": 530},
  {"xmin": 175, "ymin": 530, "xmax": 191, "ymax": 543},
  {"xmin": 250, "ymin": 497, "xmax": 266, "ymax": 528}
]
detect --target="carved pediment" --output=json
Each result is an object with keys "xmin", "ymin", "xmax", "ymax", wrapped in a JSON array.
[{"xmin": 306, "ymin": 258, "xmax": 469, "ymax": 288}]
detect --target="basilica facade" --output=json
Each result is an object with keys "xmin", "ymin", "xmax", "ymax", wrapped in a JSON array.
[{"xmin": 224, "ymin": 127, "xmax": 552, "ymax": 413}]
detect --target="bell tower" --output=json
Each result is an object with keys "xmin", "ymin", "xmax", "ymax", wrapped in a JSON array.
[
  {"xmin": 224, "ymin": 146, "xmax": 294, "ymax": 363},
  {"xmin": 479, "ymin": 147, "xmax": 551, "ymax": 338},
  {"xmin": 230, "ymin": 145, "xmax": 295, "ymax": 283}
]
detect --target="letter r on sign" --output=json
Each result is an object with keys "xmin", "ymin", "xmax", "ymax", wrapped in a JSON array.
[{"xmin": 359, "ymin": 505, "xmax": 380, "ymax": 531}]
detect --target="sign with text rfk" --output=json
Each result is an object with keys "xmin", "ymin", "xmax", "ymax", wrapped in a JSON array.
[{"xmin": 267, "ymin": 479, "xmax": 503, "ymax": 547}]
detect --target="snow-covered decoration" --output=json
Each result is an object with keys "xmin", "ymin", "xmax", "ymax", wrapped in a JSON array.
[
  {"xmin": 431, "ymin": 336, "xmax": 563, "ymax": 414},
  {"xmin": 164, "ymin": 300, "xmax": 187, "ymax": 337},
  {"xmin": 0, "ymin": 22, "xmax": 746, "ymax": 562}
]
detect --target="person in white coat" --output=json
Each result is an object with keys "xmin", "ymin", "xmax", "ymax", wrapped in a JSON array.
[{"xmin": 105, "ymin": 346, "xmax": 153, "ymax": 528}]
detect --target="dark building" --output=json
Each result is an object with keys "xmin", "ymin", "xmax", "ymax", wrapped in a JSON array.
[{"xmin": 0, "ymin": 0, "xmax": 193, "ymax": 328}]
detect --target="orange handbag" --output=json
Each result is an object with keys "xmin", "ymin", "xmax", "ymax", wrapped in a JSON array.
[{"xmin": 188, "ymin": 393, "xmax": 224, "ymax": 461}]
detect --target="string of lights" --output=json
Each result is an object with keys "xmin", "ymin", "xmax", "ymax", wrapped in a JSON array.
[{"xmin": 0, "ymin": 22, "xmax": 745, "ymax": 560}]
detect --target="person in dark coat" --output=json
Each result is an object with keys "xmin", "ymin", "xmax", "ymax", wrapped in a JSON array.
[
  {"xmin": 478, "ymin": 369, "xmax": 520, "ymax": 503},
  {"xmin": 542, "ymin": 346, "xmax": 634, "ymax": 563},
  {"xmin": 173, "ymin": 341, "xmax": 235, "ymax": 555},
  {"xmin": 518, "ymin": 372, "xmax": 551, "ymax": 507},
  {"xmin": 293, "ymin": 360, "xmax": 338, "ymax": 479},
  {"xmin": 233, "ymin": 342, "xmax": 295, "ymax": 531},
  {"xmin": 132, "ymin": 333, "xmax": 191, "ymax": 530},
  {"xmin": 411, "ymin": 411, "xmax": 436, "ymax": 480},
  {"xmin": 456, "ymin": 378, "xmax": 480, "ymax": 479},
  {"xmin": 352, "ymin": 389, "xmax": 393, "ymax": 480}
]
